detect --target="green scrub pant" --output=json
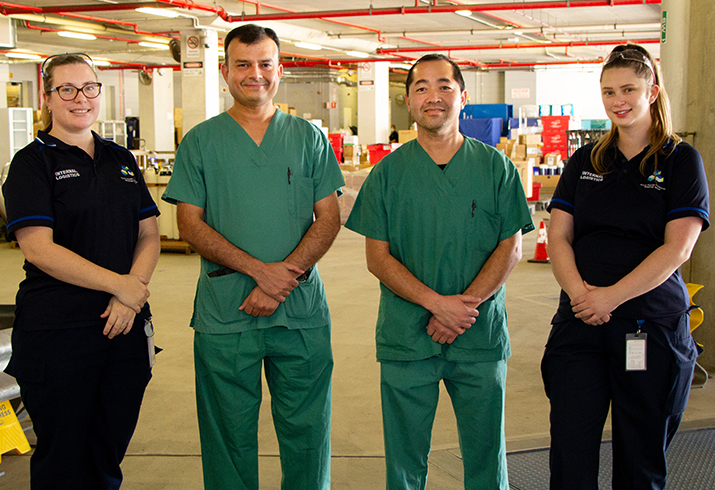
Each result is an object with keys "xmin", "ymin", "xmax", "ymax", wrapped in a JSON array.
[
  {"xmin": 194, "ymin": 325, "xmax": 332, "ymax": 490},
  {"xmin": 380, "ymin": 357, "xmax": 508, "ymax": 490}
]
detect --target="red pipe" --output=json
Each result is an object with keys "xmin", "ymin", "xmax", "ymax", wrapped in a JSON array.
[
  {"xmin": 216, "ymin": 1, "xmax": 662, "ymax": 23},
  {"xmin": 56, "ymin": 12, "xmax": 178, "ymax": 39},
  {"xmin": 23, "ymin": 20, "xmax": 162, "ymax": 45},
  {"xmin": 377, "ymin": 38, "xmax": 659, "ymax": 54},
  {"xmin": 1, "ymin": 2, "xmax": 157, "ymax": 15},
  {"xmin": 99, "ymin": 64, "xmax": 181, "ymax": 71}
]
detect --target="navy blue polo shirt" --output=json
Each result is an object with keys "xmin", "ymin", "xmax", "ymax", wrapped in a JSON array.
[
  {"xmin": 2, "ymin": 130, "xmax": 159, "ymax": 331},
  {"xmin": 548, "ymin": 141, "xmax": 709, "ymax": 322}
]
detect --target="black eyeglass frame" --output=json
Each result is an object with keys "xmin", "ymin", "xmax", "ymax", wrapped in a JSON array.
[{"xmin": 46, "ymin": 82, "xmax": 103, "ymax": 101}]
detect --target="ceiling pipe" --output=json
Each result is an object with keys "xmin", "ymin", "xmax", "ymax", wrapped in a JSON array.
[
  {"xmin": 377, "ymin": 38, "xmax": 659, "ymax": 54},
  {"xmin": 23, "ymin": 20, "xmax": 163, "ymax": 45},
  {"xmin": 331, "ymin": 23, "xmax": 661, "ymax": 39},
  {"xmin": 215, "ymin": 1, "xmax": 662, "ymax": 23},
  {"xmin": 1, "ymin": 2, "xmax": 160, "ymax": 15},
  {"xmin": 10, "ymin": 13, "xmax": 177, "ymax": 42}
]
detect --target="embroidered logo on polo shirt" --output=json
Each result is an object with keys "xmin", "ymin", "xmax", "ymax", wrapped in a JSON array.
[
  {"xmin": 641, "ymin": 170, "xmax": 665, "ymax": 191},
  {"xmin": 120, "ymin": 165, "xmax": 138, "ymax": 184},
  {"xmin": 55, "ymin": 168, "xmax": 80, "ymax": 180},
  {"xmin": 580, "ymin": 171, "xmax": 603, "ymax": 182}
]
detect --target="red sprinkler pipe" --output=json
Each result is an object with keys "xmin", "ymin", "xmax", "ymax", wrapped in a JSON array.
[{"xmin": 377, "ymin": 38, "xmax": 659, "ymax": 54}]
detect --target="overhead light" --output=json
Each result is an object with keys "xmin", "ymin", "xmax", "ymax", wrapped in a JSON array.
[
  {"xmin": 4, "ymin": 52, "xmax": 41, "ymax": 60},
  {"xmin": 91, "ymin": 59, "xmax": 111, "ymax": 67},
  {"xmin": 138, "ymin": 41, "xmax": 170, "ymax": 50},
  {"xmin": 345, "ymin": 50, "xmax": 369, "ymax": 58},
  {"xmin": 455, "ymin": 10, "xmax": 472, "ymax": 17},
  {"xmin": 58, "ymin": 31, "xmax": 97, "ymax": 41},
  {"xmin": 135, "ymin": 7, "xmax": 179, "ymax": 18},
  {"xmin": 389, "ymin": 63, "xmax": 414, "ymax": 70},
  {"xmin": 295, "ymin": 41, "xmax": 323, "ymax": 51}
]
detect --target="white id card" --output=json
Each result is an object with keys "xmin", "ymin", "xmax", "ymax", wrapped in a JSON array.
[
  {"xmin": 625, "ymin": 332, "xmax": 647, "ymax": 371},
  {"xmin": 144, "ymin": 318, "xmax": 156, "ymax": 368}
]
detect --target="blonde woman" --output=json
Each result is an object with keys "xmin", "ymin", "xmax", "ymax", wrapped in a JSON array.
[
  {"xmin": 1, "ymin": 53, "xmax": 160, "ymax": 489},
  {"xmin": 542, "ymin": 44, "xmax": 710, "ymax": 489}
]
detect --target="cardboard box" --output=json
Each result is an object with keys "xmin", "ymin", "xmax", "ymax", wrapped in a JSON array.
[
  {"xmin": 288, "ymin": 107, "xmax": 297, "ymax": 116},
  {"xmin": 512, "ymin": 144, "xmax": 526, "ymax": 160},
  {"xmin": 275, "ymin": 103, "xmax": 289, "ymax": 113},
  {"xmin": 398, "ymin": 129, "xmax": 418, "ymax": 143},
  {"xmin": 544, "ymin": 152, "xmax": 563, "ymax": 166},
  {"xmin": 526, "ymin": 144, "xmax": 540, "ymax": 156},
  {"xmin": 512, "ymin": 159, "xmax": 533, "ymax": 199},
  {"xmin": 533, "ymin": 174, "xmax": 560, "ymax": 194},
  {"xmin": 518, "ymin": 134, "xmax": 542, "ymax": 145},
  {"xmin": 500, "ymin": 136, "xmax": 509, "ymax": 144}
]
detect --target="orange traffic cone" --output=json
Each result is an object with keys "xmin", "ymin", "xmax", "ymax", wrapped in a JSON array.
[{"xmin": 528, "ymin": 220, "xmax": 550, "ymax": 263}]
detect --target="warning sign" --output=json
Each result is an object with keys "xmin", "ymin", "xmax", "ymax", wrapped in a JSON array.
[
  {"xmin": 186, "ymin": 35, "xmax": 200, "ymax": 59},
  {"xmin": 183, "ymin": 61, "xmax": 204, "ymax": 76}
]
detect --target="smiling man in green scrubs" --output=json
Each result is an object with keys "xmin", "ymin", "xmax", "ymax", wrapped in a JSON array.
[
  {"xmin": 346, "ymin": 54, "xmax": 534, "ymax": 490},
  {"xmin": 162, "ymin": 24, "xmax": 344, "ymax": 490}
]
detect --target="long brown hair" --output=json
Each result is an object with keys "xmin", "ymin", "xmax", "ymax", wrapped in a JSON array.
[
  {"xmin": 40, "ymin": 53, "xmax": 98, "ymax": 132},
  {"xmin": 590, "ymin": 44, "xmax": 680, "ymax": 176}
]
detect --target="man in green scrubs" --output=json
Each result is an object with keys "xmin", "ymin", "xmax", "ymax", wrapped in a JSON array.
[
  {"xmin": 346, "ymin": 54, "xmax": 534, "ymax": 489},
  {"xmin": 162, "ymin": 24, "xmax": 344, "ymax": 490}
]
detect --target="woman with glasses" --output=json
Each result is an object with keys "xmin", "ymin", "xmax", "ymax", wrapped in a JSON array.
[
  {"xmin": 1, "ymin": 53, "xmax": 160, "ymax": 489},
  {"xmin": 541, "ymin": 44, "xmax": 710, "ymax": 489}
]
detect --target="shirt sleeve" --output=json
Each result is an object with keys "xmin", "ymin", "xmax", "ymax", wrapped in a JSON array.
[
  {"xmin": 310, "ymin": 126, "xmax": 346, "ymax": 202},
  {"xmin": 162, "ymin": 126, "xmax": 207, "ymax": 208},
  {"xmin": 128, "ymin": 153, "xmax": 160, "ymax": 220},
  {"xmin": 548, "ymin": 145, "xmax": 589, "ymax": 214},
  {"xmin": 344, "ymin": 163, "xmax": 389, "ymax": 241},
  {"xmin": 497, "ymin": 152, "xmax": 536, "ymax": 240},
  {"xmin": 2, "ymin": 146, "xmax": 55, "ymax": 241},
  {"xmin": 665, "ymin": 143, "xmax": 710, "ymax": 231}
]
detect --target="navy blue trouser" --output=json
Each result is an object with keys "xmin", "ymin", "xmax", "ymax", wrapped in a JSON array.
[
  {"xmin": 541, "ymin": 315, "xmax": 696, "ymax": 490},
  {"xmin": 7, "ymin": 322, "xmax": 151, "ymax": 490}
]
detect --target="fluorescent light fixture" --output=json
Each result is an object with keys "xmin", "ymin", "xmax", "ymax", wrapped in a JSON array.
[
  {"xmin": 91, "ymin": 59, "xmax": 111, "ymax": 67},
  {"xmin": 455, "ymin": 10, "xmax": 472, "ymax": 17},
  {"xmin": 138, "ymin": 41, "xmax": 170, "ymax": 50},
  {"xmin": 58, "ymin": 31, "xmax": 97, "ymax": 41},
  {"xmin": 345, "ymin": 50, "xmax": 369, "ymax": 58},
  {"xmin": 136, "ymin": 7, "xmax": 179, "ymax": 18},
  {"xmin": 295, "ymin": 41, "xmax": 322, "ymax": 51},
  {"xmin": 4, "ymin": 52, "xmax": 41, "ymax": 60},
  {"xmin": 389, "ymin": 63, "xmax": 414, "ymax": 70}
]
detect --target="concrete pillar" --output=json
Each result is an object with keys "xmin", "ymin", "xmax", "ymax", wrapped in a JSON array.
[
  {"xmin": 357, "ymin": 62, "xmax": 390, "ymax": 144},
  {"xmin": 0, "ymin": 64, "xmax": 8, "ymax": 109},
  {"xmin": 138, "ymin": 68, "xmax": 174, "ymax": 152},
  {"xmin": 660, "ymin": 0, "xmax": 690, "ymax": 132},
  {"xmin": 685, "ymin": 0, "xmax": 715, "ymax": 371},
  {"xmin": 180, "ymin": 29, "xmax": 219, "ymax": 135}
]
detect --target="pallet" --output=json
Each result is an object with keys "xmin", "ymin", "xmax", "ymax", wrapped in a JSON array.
[{"xmin": 160, "ymin": 238, "xmax": 193, "ymax": 255}]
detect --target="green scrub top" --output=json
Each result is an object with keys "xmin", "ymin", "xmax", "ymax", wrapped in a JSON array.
[
  {"xmin": 163, "ymin": 110, "xmax": 345, "ymax": 334},
  {"xmin": 345, "ymin": 137, "xmax": 534, "ymax": 362}
]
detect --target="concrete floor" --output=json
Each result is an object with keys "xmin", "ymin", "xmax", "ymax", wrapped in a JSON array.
[{"xmin": 1, "ymin": 211, "xmax": 714, "ymax": 488}]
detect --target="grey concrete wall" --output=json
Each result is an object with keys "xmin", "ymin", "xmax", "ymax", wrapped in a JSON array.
[{"xmin": 686, "ymin": 0, "xmax": 715, "ymax": 370}]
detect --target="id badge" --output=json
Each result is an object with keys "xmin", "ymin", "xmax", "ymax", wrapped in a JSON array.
[
  {"xmin": 144, "ymin": 317, "xmax": 156, "ymax": 368},
  {"xmin": 625, "ymin": 332, "xmax": 647, "ymax": 371}
]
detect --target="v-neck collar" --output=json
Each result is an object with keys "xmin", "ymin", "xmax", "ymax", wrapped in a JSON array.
[
  {"xmin": 412, "ymin": 138, "xmax": 467, "ymax": 196},
  {"xmin": 222, "ymin": 108, "xmax": 285, "ymax": 149}
]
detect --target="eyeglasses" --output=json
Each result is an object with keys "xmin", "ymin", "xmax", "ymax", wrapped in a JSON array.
[
  {"xmin": 603, "ymin": 48, "xmax": 656, "ymax": 82},
  {"xmin": 47, "ymin": 82, "xmax": 102, "ymax": 101},
  {"xmin": 41, "ymin": 52, "xmax": 95, "ymax": 78}
]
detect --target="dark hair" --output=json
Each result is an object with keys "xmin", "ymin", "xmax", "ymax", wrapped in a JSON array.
[
  {"xmin": 223, "ymin": 24, "xmax": 280, "ymax": 62},
  {"xmin": 41, "ymin": 53, "xmax": 97, "ymax": 131},
  {"xmin": 405, "ymin": 54, "xmax": 465, "ymax": 95},
  {"xmin": 591, "ymin": 43, "xmax": 679, "ymax": 176}
]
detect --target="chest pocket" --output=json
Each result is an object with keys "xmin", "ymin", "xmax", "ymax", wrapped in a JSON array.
[{"xmin": 289, "ymin": 175, "xmax": 315, "ymax": 220}]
